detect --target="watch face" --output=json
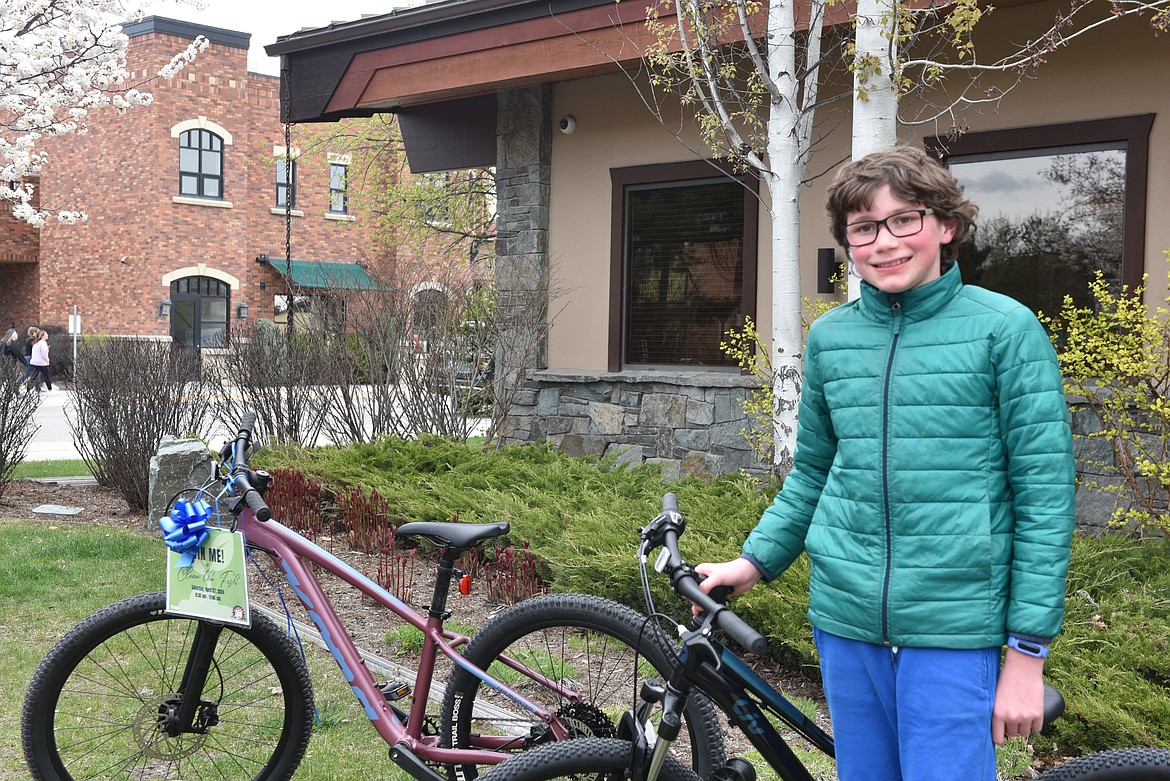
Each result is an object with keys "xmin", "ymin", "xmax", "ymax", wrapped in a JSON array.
[{"xmin": 1009, "ymin": 638, "xmax": 1048, "ymax": 658}]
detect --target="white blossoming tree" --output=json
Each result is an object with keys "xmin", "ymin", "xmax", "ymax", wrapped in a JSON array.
[{"xmin": 0, "ymin": 0, "xmax": 207, "ymax": 227}]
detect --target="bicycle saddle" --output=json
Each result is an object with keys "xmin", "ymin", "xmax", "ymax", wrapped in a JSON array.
[{"xmin": 396, "ymin": 521, "xmax": 510, "ymax": 550}]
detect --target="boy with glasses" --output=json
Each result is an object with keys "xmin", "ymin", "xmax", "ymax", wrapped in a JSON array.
[{"xmin": 696, "ymin": 145, "xmax": 1075, "ymax": 781}]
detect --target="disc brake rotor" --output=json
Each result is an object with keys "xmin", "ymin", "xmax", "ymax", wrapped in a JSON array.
[{"xmin": 131, "ymin": 695, "xmax": 208, "ymax": 760}]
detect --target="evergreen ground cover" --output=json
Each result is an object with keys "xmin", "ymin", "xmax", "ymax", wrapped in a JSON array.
[
  {"xmin": 3, "ymin": 439, "xmax": 1166, "ymax": 779},
  {"xmin": 257, "ymin": 438, "xmax": 1170, "ymax": 759}
]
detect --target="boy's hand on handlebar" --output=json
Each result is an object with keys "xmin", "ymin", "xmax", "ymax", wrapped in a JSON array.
[{"xmin": 692, "ymin": 558, "xmax": 762, "ymax": 615}]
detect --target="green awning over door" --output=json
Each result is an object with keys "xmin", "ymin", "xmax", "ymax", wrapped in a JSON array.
[{"xmin": 266, "ymin": 258, "xmax": 381, "ymax": 290}]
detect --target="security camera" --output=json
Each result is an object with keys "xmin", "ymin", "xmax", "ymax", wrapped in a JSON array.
[{"xmin": 558, "ymin": 115, "xmax": 576, "ymax": 134}]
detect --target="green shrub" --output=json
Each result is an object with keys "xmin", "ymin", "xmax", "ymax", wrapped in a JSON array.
[
  {"xmin": 1040, "ymin": 256, "xmax": 1170, "ymax": 536},
  {"xmin": 256, "ymin": 438, "xmax": 1170, "ymax": 755}
]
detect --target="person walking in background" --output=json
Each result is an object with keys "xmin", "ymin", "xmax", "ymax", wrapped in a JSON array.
[
  {"xmin": 2, "ymin": 327, "xmax": 24, "ymax": 366},
  {"xmin": 19, "ymin": 325, "xmax": 38, "ymax": 386},
  {"xmin": 29, "ymin": 329, "xmax": 52, "ymax": 393}
]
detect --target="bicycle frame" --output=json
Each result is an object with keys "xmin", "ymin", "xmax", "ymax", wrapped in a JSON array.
[
  {"xmin": 688, "ymin": 646, "xmax": 834, "ymax": 781},
  {"xmin": 200, "ymin": 506, "xmax": 575, "ymax": 780},
  {"xmin": 629, "ymin": 496, "xmax": 836, "ymax": 781}
]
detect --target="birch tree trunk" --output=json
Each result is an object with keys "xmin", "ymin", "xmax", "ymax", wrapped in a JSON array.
[
  {"xmin": 767, "ymin": 0, "xmax": 805, "ymax": 473},
  {"xmin": 847, "ymin": 0, "xmax": 899, "ymax": 300}
]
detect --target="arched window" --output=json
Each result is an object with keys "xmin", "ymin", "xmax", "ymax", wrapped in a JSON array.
[
  {"xmin": 179, "ymin": 129, "xmax": 224, "ymax": 199},
  {"xmin": 170, "ymin": 276, "xmax": 230, "ymax": 349},
  {"xmin": 413, "ymin": 288, "xmax": 448, "ymax": 335}
]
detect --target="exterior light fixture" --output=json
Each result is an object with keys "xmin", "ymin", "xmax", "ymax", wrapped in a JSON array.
[
  {"xmin": 817, "ymin": 248, "xmax": 842, "ymax": 294},
  {"xmin": 236, "ymin": 301, "xmax": 249, "ymax": 320},
  {"xmin": 158, "ymin": 299, "xmax": 173, "ymax": 318}
]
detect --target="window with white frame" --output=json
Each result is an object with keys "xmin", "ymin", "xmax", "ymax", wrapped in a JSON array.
[
  {"xmin": 328, "ymin": 153, "xmax": 351, "ymax": 215},
  {"xmin": 276, "ymin": 158, "xmax": 296, "ymax": 209},
  {"xmin": 179, "ymin": 129, "xmax": 224, "ymax": 199}
]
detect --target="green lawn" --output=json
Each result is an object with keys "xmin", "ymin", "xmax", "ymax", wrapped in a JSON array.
[
  {"xmin": 0, "ymin": 519, "xmax": 410, "ymax": 781},
  {"xmin": 11, "ymin": 459, "xmax": 92, "ymax": 479}
]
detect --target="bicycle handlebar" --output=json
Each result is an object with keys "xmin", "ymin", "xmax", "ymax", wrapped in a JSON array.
[
  {"xmin": 229, "ymin": 412, "xmax": 272, "ymax": 522},
  {"xmin": 648, "ymin": 494, "xmax": 767, "ymax": 655}
]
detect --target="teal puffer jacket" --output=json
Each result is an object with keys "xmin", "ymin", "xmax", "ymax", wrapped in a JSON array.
[{"xmin": 744, "ymin": 265, "xmax": 1075, "ymax": 649}]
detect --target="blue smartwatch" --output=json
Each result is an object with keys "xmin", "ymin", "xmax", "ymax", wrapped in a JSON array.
[{"xmin": 1007, "ymin": 636, "xmax": 1050, "ymax": 659}]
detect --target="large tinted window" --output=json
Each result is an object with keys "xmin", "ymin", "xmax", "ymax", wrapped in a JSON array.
[
  {"xmin": 949, "ymin": 145, "xmax": 1125, "ymax": 315},
  {"xmin": 624, "ymin": 179, "xmax": 745, "ymax": 367},
  {"xmin": 931, "ymin": 115, "xmax": 1152, "ymax": 315}
]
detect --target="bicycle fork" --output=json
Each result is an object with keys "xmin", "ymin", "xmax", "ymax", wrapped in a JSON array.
[
  {"xmin": 166, "ymin": 621, "xmax": 224, "ymax": 736},
  {"xmin": 622, "ymin": 629, "xmax": 710, "ymax": 781}
]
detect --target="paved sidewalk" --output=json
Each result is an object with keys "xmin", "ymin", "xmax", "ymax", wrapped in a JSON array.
[
  {"xmin": 25, "ymin": 389, "xmax": 81, "ymax": 461},
  {"xmin": 28, "ymin": 475, "xmax": 99, "ymax": 486}
]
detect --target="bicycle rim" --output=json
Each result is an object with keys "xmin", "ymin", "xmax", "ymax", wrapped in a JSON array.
[
  {"xmin": 22, "ymin": 591, "xmax": 313, "ymax": 781},
  {"xmin": 441, "ymin": 593, "xmax": 723, "ymax": 779}
]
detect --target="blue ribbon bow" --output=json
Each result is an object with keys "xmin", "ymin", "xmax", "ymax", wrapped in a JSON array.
[{"xmin": 159, "ymin": 499, "xmax": 214, "ymax": 567}]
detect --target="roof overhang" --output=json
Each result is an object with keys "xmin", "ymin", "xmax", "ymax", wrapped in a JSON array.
[
  {"xmin": 265, "ymin": 0, "xmax": 683, "ymax": 122},
  {"xmin": 267, "ymin": 0, "xmax": 1034, "ymax": 126}
]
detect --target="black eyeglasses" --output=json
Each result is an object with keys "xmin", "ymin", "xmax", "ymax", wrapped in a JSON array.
[{"xmin": 843, "ymin": 209, "xmax": 933, "ymax": 247}]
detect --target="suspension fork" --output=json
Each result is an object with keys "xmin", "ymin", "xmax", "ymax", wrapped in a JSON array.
[{"xmin": 170, "ymin": 621, "xmax": 225, "ymax": 735}]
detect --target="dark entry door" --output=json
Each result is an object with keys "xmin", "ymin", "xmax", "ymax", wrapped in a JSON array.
[
  {"xmin": 171, "ymin": 295, "xmax": 199, "ymax": 349},
  {"xmin": 169, "ymin": 277, "xmax": 229, "ymax": 350}
]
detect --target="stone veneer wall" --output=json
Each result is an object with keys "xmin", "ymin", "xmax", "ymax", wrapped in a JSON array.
[
  {"xmin": 495, "ymin": 86, "xmax": 551, "ymax": 379},
  {"xmin": 501, "ymin": 370, "xmax": 771, "ymax": 480},
  {"xmin": 1068, "ymin": 401, "xmax": 1167, "ymax": 536},
  {"xmin": 503, "ymin": 374, "xmax": 1138, "ymax": 532}
]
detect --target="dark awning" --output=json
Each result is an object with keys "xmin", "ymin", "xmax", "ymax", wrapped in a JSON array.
[
  {"xmin": 398, "ymin": 95, "xmax": 497, "ymax": 172},
  {"xmin": 264, "ymin": 258, "xmax": 384, "ymax": 290}
]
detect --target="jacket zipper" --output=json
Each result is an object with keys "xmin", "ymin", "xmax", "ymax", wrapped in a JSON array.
[{"xmin": 880, "ymin": 298, "xmax": 903, "ymax": 645}]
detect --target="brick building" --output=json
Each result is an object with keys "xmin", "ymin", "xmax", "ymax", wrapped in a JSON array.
[{"xmin": 0, "ymin": 17, "xmax": 392, "ymax": 349}]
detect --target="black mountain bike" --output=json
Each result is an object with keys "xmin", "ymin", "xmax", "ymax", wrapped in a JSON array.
[{"xmin": 475, "ymin": 494, "xmax": 1170, "ymax": 781}]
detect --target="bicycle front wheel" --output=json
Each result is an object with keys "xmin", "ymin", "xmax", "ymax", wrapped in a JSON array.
[
  {"xmin": 1038, "ymin": 749, "xmax": 1170, "ymax": 780},
  {"xmin": 440, "ymin": 593, "xmax": 724, "ymax": 780},
  {"xmin": 22, "ymin": 591, "xmax": 314, "ymax": 781},
  {"xmin": 476, "ymin": 737, "xmax": 700, "ymax": 781}
]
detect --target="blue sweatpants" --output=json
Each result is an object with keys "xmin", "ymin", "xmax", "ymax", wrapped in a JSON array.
[{"xmin": 814, "ymin": 628, "xmax": 999, "ymax": 781}]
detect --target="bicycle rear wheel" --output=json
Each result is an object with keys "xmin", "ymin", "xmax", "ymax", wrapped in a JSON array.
[
  {"xmin": 1038, "ymin": 748, "xmax": 1170, "ymax": 780},
  {"xmin": 440, "ymin": 593, "xmax": 724, "ymax": 780},
  {"xmin": 22, "ymin": 590, "xmax": 314, "ymax": 781},
  {"xmin": 476, "ymin": 737, "xmax": 700, "ymax": 781}
]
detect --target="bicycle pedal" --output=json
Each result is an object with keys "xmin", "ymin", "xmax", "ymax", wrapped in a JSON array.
[{"xmin": 379, "ymin": 681, "xmax": 412, "ymax": 701}]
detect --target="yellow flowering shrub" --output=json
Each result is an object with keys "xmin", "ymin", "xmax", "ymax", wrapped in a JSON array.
[{"xmin": 1040, "ymin": 253, "xmax": 1170, "ymax": 536}]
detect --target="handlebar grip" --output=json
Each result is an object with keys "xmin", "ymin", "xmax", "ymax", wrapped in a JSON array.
[
  {"xmin": 715, "ymin": 608, "xmax": 768, "ymax": 656},
  {"xmin": 245, "ymin": 489, "xmax": 272, "ymax": 522},
  {"xmin": 672, "ymin": 557, "xmax": 768, "ymax": 655},
  {"xmin": 234, "ymin": 473, "xmax": 272, "ymax": 522},
  {"xmin": 662, "ymin": 493, "xmax": 679, "ymax": 514},
  {"xmin": 237, "ymin": 411, "xmax": 258, "ymax": 441}
]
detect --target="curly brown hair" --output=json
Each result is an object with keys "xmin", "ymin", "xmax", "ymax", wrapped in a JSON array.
[{"xmin": 826, "ymin": 146, "xmax": 978, "ymax": 261}]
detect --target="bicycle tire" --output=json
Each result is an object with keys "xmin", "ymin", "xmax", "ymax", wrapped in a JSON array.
[
  {"xmin": 1038, "ymin": 749, "xmax": 1170, "ymax": 780},
  {"xmin": 440, "ymin": 593, "xmax": 724, "ymax": 781},
  {"xmin": 476, "ymin": 737, "xmax": 700, "ymax": 781},
  {"xmin": 22, "ymin": 590, "xmax": 314, "ymax": 781}
]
